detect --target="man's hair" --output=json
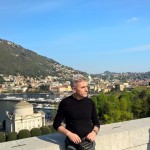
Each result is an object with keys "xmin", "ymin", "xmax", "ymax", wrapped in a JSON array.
[{"xmin": 71, "ymin": 74, "xmax": 87, "ymax": 88}]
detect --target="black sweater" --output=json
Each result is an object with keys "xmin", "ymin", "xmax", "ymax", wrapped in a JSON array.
[{"xmin": 53, "ymin": 95, "xmax": 100, "ymax": 138}]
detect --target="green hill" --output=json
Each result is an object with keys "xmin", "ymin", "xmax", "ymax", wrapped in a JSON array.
[{"xmin": 0, "ymin": 39, "xmax": 86, "ymax": 79}]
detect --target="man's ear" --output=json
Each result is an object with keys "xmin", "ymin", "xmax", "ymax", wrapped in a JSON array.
[{"xmin": 72, "ymin": 87, "xmax": 76, "ymax": 93}]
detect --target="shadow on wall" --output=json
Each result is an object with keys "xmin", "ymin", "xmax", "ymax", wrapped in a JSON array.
[
  {"xmin": 148, "ymin": 129, "xmax": 150, "ymax": 150},
  {"xmin": 38, "ymin": 133, "xmax": 65, "ymax": 150}
]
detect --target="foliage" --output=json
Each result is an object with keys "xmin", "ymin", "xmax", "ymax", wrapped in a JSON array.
[
  {"xmin": 40, "ymin": 126, "xmax": 52, "ymax": 135},
  {"xmin": 17, "ymin": 129, "xmax": 31, "ymax": 139},
  {"xmin": 6, "ymin": 132, "xmax": 17, "ymax": 141},
  {"xmin": 48, "ymin": 125, "xmax": 57, "ymax": 133},
  {"xmin": 0, "ymin": 76, "xmax": 5, "ymax": 84},
  {"xmin": 0, "ymin": 39, "xmax": 87, "ymax": 78},
  {"xmin": 91, "ymin": 86, "xmax": 150, "ymax": 124},
  {"xmin": 30, "ymin": 128, "xmax": 42, "ymax": 137},
  {"xmin": 0, "ymin": 132, "xmax": 6, "ymax": 143},
  {"xmin": 39, "ymin": 84, "xmax": 49, "ymax": 92}
]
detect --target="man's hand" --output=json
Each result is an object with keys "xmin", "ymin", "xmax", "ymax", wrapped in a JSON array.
[
  {"xmin": 86, "ymin": 130, "xmax": 96, "ymax": 142},
  {"xmin": 58, "ymin": 126, "xmax": 81, "ymax": 144},
  {"xmin": 67, "ymin": 131, "xmax": 81, "ymax": 144}
]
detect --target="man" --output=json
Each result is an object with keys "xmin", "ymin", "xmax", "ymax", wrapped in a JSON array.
[{"xmin": 53, "ymin": 74, "xmax": 100, "ymax": 150}]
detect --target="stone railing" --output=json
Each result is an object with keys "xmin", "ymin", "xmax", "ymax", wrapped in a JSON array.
[{"xmin": 0, "ymin": 117, "xmax": 150, "ymax": 150}]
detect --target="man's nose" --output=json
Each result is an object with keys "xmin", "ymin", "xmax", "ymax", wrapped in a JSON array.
[{"xmin": 85, "ymin": 87, "xmax": 88, "ymax": 91}]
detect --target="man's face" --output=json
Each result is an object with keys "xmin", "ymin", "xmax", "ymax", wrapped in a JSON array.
[{"xmin": 73, "ymin": 80, "xmax": 88, "ymax": 99}]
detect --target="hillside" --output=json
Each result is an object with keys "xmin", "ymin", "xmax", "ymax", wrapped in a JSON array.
[{"xmin": 0, "ymin": 39, "xmax": 87, "ymax": 79}]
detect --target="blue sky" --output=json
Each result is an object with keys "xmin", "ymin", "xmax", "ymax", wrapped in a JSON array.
[{"xmin": 0, "ymin": 0, "xmax": 150, "ymax": 74}]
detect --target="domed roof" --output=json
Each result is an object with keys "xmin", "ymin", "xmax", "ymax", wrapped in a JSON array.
[
  {"xmin": 13, "ymin": 100, "xmax": 33, "ymax": 116},
  {"xmin": 14, "ymin": 100, "xmax": 32, "ymax": 108}
]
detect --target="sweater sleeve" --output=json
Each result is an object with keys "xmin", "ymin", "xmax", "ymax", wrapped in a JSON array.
[
  {"xmin": 91, "ymin": 101, "xmax": 100, "ymax": 128},
  {"xmin": 53, "ymin": 100, "xmax": 65, "ymax": 130}
]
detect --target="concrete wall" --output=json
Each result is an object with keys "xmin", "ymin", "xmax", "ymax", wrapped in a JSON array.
[{"xmin": 0, "ymin": 118, "xmax": 150, "ymax": 150}]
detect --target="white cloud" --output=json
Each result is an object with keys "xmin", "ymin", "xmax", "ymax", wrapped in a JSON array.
[
  {"xmin": 113, "ymin": 44, "xmax": 150, "ymax": 54},
  {"xmin": 122, "ymin": 44, "xmax": 150, "ymax": 52},
  {"xmin": 105, "ymin": 44, "xmax": 150, "ymax": 55},
  {"xmin": 127, "ymin": 17, "xmax": 139, "ymax": 23}
]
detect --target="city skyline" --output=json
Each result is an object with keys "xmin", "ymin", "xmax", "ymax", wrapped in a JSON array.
[{"xmin": 0, "ymin": 0, "xmax": 150, "ymax": 74}]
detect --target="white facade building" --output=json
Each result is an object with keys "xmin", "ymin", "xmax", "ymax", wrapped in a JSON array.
[{"xmin": 6, "ymin": 101, "xmax": 45, "ymax": 133}]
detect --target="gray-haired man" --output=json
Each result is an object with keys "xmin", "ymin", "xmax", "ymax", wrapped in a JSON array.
[{"xmin": 53, "ymin": 74, "xmax": 100, "ymax": 150}]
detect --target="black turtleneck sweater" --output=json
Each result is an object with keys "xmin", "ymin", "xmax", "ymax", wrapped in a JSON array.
[{"xmin": 53, "ymin": 95, "xmax": 100, "ymax": 138}]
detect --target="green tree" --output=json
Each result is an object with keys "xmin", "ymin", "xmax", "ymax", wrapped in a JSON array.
[
  {"xmin": 48, "ymin": 125, "xmax": 57, "ymax": 133},
  {"xmin": 92, "ymin": 87, "xmax": 150, "ymax": 124},
  {"xmin": 30, "ymin": 128, "xmax": 42, "ymax": 137},
  {"xmin": 120, "ymin": 111, "xmax": 133, "ymax": 121},
  {"xmin": 6, "ymin": 132, "xmax": 17, "ymax": 141},
  {"xmin": 0, "ymin": 132, "xmax": 6, "ymax": 143},
  {"xmin": 132, "ymin": 98, "xmax": 143, "ymax": 118},
  {"xmin": 104, "ymin": 109, "xmax": 121, "ymax": 124},
  {"xmin": 91, "ymin": 93, "xmax": 108, "ymax": 123},
  {"xmin": 146, "ymin": 95, "xmax": 150, "ymax": 116},
  {"xmin": 119, "ymin": 91, "xmax": 135, "ymax": 101},
  {"xmin": 91, "ymin": 95, "xmax": 98, "ymax": 113},
  {"xmin": 119, "ymin": 97, "xmax": 128, "ymax": 111},
  {"xmin": 119, "ymin": 97, "xmax": 133, "ymax": 121},
  {"xmin": 17, "ymin": 129, "xmax": 31, "ymax": 139},
  {"xmin": 0, "ymin": 76, "xmax": 5, "ymax": 84},
  {"xmin": 39, "ymin": 84, "xmax": 49, "ymax": 92},
  {"xmin": 139, "ymin": 90, "xmax": 147, "ymax": 99},
  {"xmin": 40, "ymin": 126, "xmax": 52, "ymax": 135}
]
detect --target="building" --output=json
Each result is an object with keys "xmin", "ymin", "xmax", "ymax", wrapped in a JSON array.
[
  {"xmin": 6, "ymin": 101, "xmax": 45, "ymax": 133},
  {"xmin": 51, "ymin": 85, "xmax": 72, "ymax": 93}
]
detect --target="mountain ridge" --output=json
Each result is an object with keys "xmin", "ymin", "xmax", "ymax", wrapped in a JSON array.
[{"xmin": 0, "ymin": 38, "xmax": 87, "ymax": 79}]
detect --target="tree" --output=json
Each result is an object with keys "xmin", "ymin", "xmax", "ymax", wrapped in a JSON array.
[
  {"xmin": 40, "ymin": 126, "xmax": 52, "ymax": 135},
  {"xmin": 39, "ymin": 84, "xmax": 49, "ymax": 92},
  {"xmin": 92, "ymin": 93, "xmax": 109, "ymax": 123},
  {"xmin": 6, "ymin": 132, "xmax": 17, "ymax": 141},
  {"xmin": 30, "ymin": 128, "xmax": 42, "ymax": 137},
  {"xmin": 0, "ymin": 132, "xmax": 6, "ymax": 143},
  {"xmin": 17, "ymin": 129, "xmax": 31, "ymax": 139},
  {"xmin": 120, "ymin": 111, "xmax": 133, "ymax": 121},
  {"xmin": 0, "ymin": 76, "xmax": 5, "ymax": 84},
  {"xmin": 48, "ymin": 125, "xmax": 57, "ymax": 133},
  {"xmin": 104, "ymin": 109, "xmax": 121, "ymax": 124},
  {"xmin": 132, "ymin": 98, "xmax": 143, "ymax": 118},
  {"xmin": 139, "ymin": 90, "xmax": 147, "ymax": 99},
  {"xmin": 119, "ymin": 97, "xmax": 133, "ymax": 121},
  {"xmin": 146, "ymin": 95, "xmax": 150, "ymax": 116},
  {"xmin": 119, "ymin": 97, "xmax": 128, "ymax": 111},
  {"xmin": 92, "ymin": 87, "xmax": 150, "ymax": 124}
]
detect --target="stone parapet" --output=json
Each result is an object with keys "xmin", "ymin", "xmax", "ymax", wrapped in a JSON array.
[{"xmin": 0, "ymin": 118, "xmax": 150, "ymax": 150}]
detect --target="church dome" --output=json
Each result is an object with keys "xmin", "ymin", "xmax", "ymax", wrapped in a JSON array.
[{"xmin": 13, "ymin": 101, "xmax": 34, "ymax": 116}]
